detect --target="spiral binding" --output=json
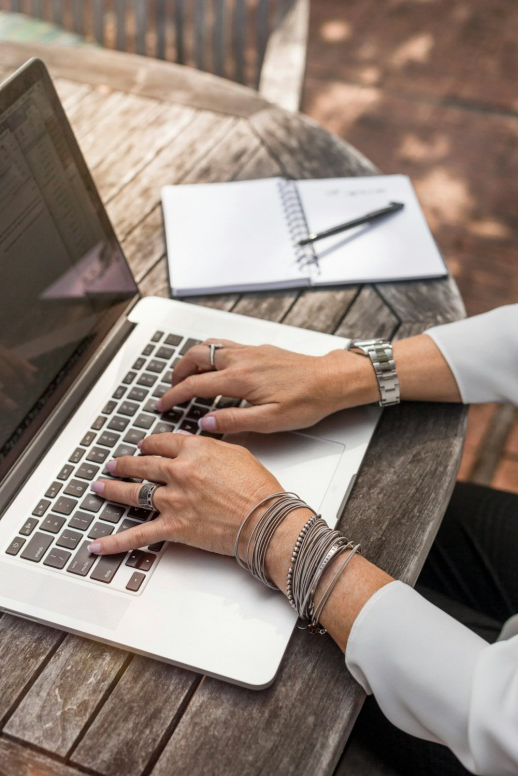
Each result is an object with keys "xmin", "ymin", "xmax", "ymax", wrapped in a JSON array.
[{"xmin": 277, "ymin": 178, "xmax": 319, "ymax": 272}]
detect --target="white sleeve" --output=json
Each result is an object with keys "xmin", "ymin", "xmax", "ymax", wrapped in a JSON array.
[
  {"xmin": 346, "ymin": 581, "xmax": 518, "ymax": 775},
  {"xmin": 425, "ymin": 304, "xmax": 518, "ymax": 404}
]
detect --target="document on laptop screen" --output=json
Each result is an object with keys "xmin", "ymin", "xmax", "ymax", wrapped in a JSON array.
[{"xmin": 0, "ymin": 80, "xmax": 136, "ymax": 466}]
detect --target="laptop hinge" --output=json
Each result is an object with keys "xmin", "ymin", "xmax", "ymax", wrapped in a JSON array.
[{"xmin": 0, "ymin": 316, "xmax": 135, "ymax": 513}]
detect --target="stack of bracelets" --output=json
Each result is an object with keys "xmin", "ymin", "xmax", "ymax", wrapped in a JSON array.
[{"xmin": 234, "ymin": 492, "xmax": 361, "ymax": 635}]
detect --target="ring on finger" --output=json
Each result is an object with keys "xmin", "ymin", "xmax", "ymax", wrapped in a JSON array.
[
  {"xmin": 208, "ymin": 342, "xmax": 224, "ymax": 370},
  {"xmin": 138, "ymin": 482, "xmax": 162, "ymax": 511}
]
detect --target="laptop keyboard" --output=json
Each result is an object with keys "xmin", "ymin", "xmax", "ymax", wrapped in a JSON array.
[{"xmin": 4, "ymin": 330, "xmax": 239, "ymax": 595}]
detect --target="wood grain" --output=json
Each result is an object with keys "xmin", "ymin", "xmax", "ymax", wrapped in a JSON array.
[{"xmin": 0, "ymin": 736, "xmax": 87, "ymax": 776}]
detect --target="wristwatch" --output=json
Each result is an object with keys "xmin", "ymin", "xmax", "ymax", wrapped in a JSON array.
[{"xmin": 346, "ymin": 339, "xmax": 400, "ymax": 407}]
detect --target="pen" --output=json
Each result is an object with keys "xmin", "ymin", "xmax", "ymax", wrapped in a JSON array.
[{"xmin": 297, "ymin": 201, "xmax": 405, "ymax": 246}]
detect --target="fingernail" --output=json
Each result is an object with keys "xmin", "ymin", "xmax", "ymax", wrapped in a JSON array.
[
  {"xmin": 137, "ymin": 439, "xmax": 144, "ymax": 449},
  {"xmin": 88, "ymin": 543, "xmax": 103, "ymax": 554},
  {"xmin": 91, "ymin": 481, "xmax": 105, "ymax": 494},
  {"xmin": 199, "ymin": 415, "xmax": 217, "ymax": 431},
  {"xmin": 154, "ymin": 400, "xmax": 163, "ymax": 412},
  {"xmin": 105, "ymin": 460, "xmax": 117, "ymax": 473}
]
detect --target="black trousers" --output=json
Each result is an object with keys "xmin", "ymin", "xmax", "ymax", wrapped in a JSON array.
[{"xmin": 342, "ymin": 482, "xmax": 518, "ymax": 776}]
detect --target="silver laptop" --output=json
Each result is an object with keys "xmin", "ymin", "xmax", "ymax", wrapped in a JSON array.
[{"xmin": 0, "ymin": 59, "xmax": 380, "ymax": 689}]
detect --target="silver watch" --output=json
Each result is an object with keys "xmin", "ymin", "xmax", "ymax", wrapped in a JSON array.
[{"xmin": 346, "ymin": 339, "xmax": 400, "ymax": 407}]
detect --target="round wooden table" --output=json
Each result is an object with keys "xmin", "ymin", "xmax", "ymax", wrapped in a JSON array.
[{"xmin": 0, "ymin": 43, "xmax": 466, "ymax": 777}]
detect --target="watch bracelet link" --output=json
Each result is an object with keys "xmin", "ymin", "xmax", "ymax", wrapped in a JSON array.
[{"xmin": 346, "ymin": 339, "xmax": 400, "ymax": 407}]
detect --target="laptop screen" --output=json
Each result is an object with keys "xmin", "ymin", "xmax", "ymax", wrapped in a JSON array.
[{"xmin": 0, "ymin": 60, "xmax": 138, "ymax": 481}]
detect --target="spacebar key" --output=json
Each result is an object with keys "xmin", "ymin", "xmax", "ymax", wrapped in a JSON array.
[
  {"xmin": 90, "ymin": 553, "xmax": 126, "ymax": 584},
  {"xmin": 67, "ymin": 541, "xmax": 98, "ymax": 576}
]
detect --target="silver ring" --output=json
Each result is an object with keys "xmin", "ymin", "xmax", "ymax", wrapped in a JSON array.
[
  {"xmin": 208, "ymin": 342, "xmax": 223, "ymax": 370},
  {"xmin": 138, "ymin": 483, "xmax": 161, "ymax": 511}
]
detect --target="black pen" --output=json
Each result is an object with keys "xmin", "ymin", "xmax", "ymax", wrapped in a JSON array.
[{"xmin": 298, "ymin": 201, "xmax": 405, "ymax": 246}]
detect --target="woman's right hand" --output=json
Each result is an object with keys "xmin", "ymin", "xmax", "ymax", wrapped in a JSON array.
[{"xmin": 157, "ymin": 340, "xmax": 379, "ymax": 435}]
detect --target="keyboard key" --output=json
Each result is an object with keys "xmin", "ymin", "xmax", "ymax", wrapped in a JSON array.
[
  {"xmin": 6, "ymin": 536, "xmax": 25, "ymax": 556},
  {"xmin": 99, "ymin": 503, "xmax": 126, "ymax": 524},
  {"xmin": 117, "ymin": 518, "xmax": 140, "ymax": 533},
  {"xmin": 216, "ymin": 396, "xmax": 241, "ymax": 408},
  {"xmin": 155, "ymin": 346, "xmax": 175, "ymax": 360},
  {"xmin": 67, "ymin": 542, "xmax": 97, "ymax": 576},
  {"xmin": 40, "ymin": 514, "xmax": 66, "ymax": 534},
  {"xmin": 164, "ymin": 370, "xmax": 173, "ymax": 384},
  {"xmin": 52, "ymin": 497, "xmax": 78, "ymax": 516},
  {"xmin": 20, "ymin": 517, "xmax": 39, "ymax": 536},
  {"xmin": 123, "ymin": 428, "xmax": 146, "ymax": 445},
  {"xmin": 21, "ymin": 532, "xmax": 52, "ymax": 562},
  {"xmin": 164, "ymin": 333, "xmax": 182, "ymax": 346},
  {"xmin": 132, "ymin": 357, "xmax": 146, "ymax": 370},
  {"xmin": 112, "ymin": 385, "xmax": 127, "ymax": 400},
  {"xmin": 45, "ymin": 481, "xmax": 62, "ymax": 499},
  {"xmin": 174, "ymin": 400, "xmax": 190, "ymax": 409},
  {"xmin": 180, "ymin": 338, "xmax": 201, "ymax": 355},
  {"xmin": 44, "ymin": 547, "xmax": 71, "ymax": 570},
  {"xmin": 126, "ymin": 550, "xmax": 157, "ymax": 571},
  {"xmin": 33, "ymin": 499, "xmax": 51, "ymax": 518},
  {"xmin": 107, "ymin": 415, "xmax": 130, "ymax": 432},
  {"xmin": 56, "ymin": 529, "xmax": 82, "ymax": 550},
  {"xmin": 123, "ymin": 371, "xmax": 137, "ymax": 385},
  {"xmin": 151, "ymin": 422, "xmax": 175, "ymax": 435},
  {"xmin": 151, "ymin": 330, "xmax": 164, "ymax": 342},
  {"xmin": 57, "ymin": 464, "xmax": 75, "ymax": 481},
  {"xmin": 128, "ymin": 387, "xmax": 148, "ymax": 402},
  {"xmin": 91, "ymin": 415, "xmax": 106, "ymax": 431},
  {"xmin": 68, "ymin": 511, "xmax": 94, "ymax": 531},
  {"xmin": 80, "ymin": 494, "xmax": 104, "ymax": 513},
  {"xmin": 186, "ymin": 404, "xmax": 209, "ymax": 421},
  {"xmin": 126, "ymin": 571, "xmax": 146, "ymax": 592},
  {"xmin": 179, "ymin": 420, "xmax": 198, "ymax": 434},
  {"xmin": 137, "ymin": 373, "xmax": 157, "ymax": 388},
  {"xmin": 152, "ymin": 384, "xmax": 168, "ymax": 398},
  {"xmin": 113, "ymin": 444, "xmax": 137, "ymax": 458},
  {"xmin": 88, "ymin": 521, "xmax": 114, "ymax": 540},
  {"xmin": 162, "ymin": 409, "xmax": 182, "ymax": 424},
  {"xmin": 75, "ymin": 462, "xmax": 100, "ymax": 481},
  {"xmin": 64, "ymin": 479, "xmax": 89, "ymax": 498},
  {"xmin": 69, "ymin": 447, "xmax": 85, "ymax": 464},
  {"xmin": 128, "ymin": 507, "xmax": 152, "ymax": 521},
  {"xmin": 143, "ymin": 399, "xmax": 159, "ymax": 414},
  {"xmin": 134, "ymin": 413, "xmax": 155, "ymax": 430},
  {"xmin": 97, "ymin": 431, "xmax": 120, "ymax": 448},
  {"xmin": 148, "ymin": 541, "xmax": 165, "ymax": 552},
  {"xmin": 118, "ymin": 401, "xmax": 139, "ymax": 417},
  {"xmin": 90, "ymin": 552, "xmax": 126, "ymax": 583},
  {"xmin": 81, "ymin": 431, "xmax": 96, "ymax": 447},
  {"xmin": 172, "ymin": 357, "xmax": 181, "ymax": 368},
  {"xmin": 86, "ymin": 446, "xmax": 109, "ymax": 464},
  {"xmin": 103, "ymin": 400, "xmax": 117, "ymax": 414},
  {"xmin": 200, "ymin": 431, "xmax": 223, "ymax": 440},
  {"xmin": 195, "ymin": 397, "xmax": 216, "ymax": 407},
  {"xmin": 142, "ymin": 344, "xmax": 154, "ymax": 356},
  {"xmin": 146, "ymin": 359, "xmax": 165, "ymax": 374}
]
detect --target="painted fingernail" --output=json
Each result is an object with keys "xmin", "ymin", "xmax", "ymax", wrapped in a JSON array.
[
  {"xmin": 87, "ymin": 543, "xmax": 103, "ymax": 554},
  {"xmin": 154, "ymin": 400, "xmax": 163, "ymax": 412},
  {"xmin": 105, "ymin": 460, "xmax": 117, "ymax": 473},
  {"xmin": 199, "ymin": 415, "xmax": 217, "ymax": 431},
  {"xmin": 90, "ymin": 481, "xmax": 105, "ymax": 494},
  {"xmin": 137, "ymin": 439, "xmax": 144, "ymax": 449}
]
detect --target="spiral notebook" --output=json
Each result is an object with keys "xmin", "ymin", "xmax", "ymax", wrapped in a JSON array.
[{"xmin": 161, "ymin": 175, "xmax": 447, "ymax": 296}]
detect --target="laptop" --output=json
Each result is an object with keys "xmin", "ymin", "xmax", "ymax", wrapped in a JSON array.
[{"xmin": 0, "ymin": 59, "xmax": 380, "ymax": 689}]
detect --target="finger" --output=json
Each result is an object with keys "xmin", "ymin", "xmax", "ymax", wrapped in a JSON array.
[
  {"xmin": 104, "ymin": 454, "xmax": 170, "ymax": 482},
  {"xmin": 198, "ymin": 404, "xmax": 277, "ymax": 434},
  {"xmin": 91, "ymin": 477, "xmax": 142, "ymax": 507},
  {"xmin": 140, "ymin": 431, "xmax": 194, "ymax": 458},
  {"xmin": 88, "ymin": 516, "xmax": 168, "ymax": 555},
  {"xmin": 157, "ymin": 371, "xmax": 238, "ymax": 412},
  {"xmin": 172, "ymin": 339, "xmax": 237, "ymax": 385}
]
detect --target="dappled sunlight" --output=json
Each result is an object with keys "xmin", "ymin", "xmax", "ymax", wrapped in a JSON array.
[
  {"xmin": 468, "ymin": 219, "xmax": 512, "ymax": 240},
  {"xmin": 307, "ymin": 81, "xmax": 380, "ymax": 135},
  {"xmin": 399, "ymin": 132, "xmax": 451, "ymax": 162},
  {"xmin": 320, "ymin": 19, "xmax": 352, "ymax": 43},
  {"xmin": 391, "ymin": 33, "xmax": 435, "ymax": 68},
  {"xmin": 415, "ymin": 168, "xmax": 474, "ymax": 224}
]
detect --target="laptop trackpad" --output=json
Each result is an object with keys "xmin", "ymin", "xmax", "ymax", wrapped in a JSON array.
[{"xmin": 240, "ymin": 432, "xmax": 345, "ymax": 511}]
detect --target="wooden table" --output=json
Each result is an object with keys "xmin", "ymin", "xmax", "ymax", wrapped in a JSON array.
[{"xmin": 0, "ymin": 43, "xmax": 467, "ymax": 777}]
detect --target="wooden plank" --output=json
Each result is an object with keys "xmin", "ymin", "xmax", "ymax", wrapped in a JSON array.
[
  {"xmin": 194, "ymin": 0, "xmax": 207, "ymax": 71},
  {"xmin": 114, "ymin": 0, "xmax": 126, "ymax": 51},
  {"xmin": 53, "ymin": 77, "xmax": 92, "ymax": 111},
  {"xmin": 213, "ymin": 0, "xmax": 226, "ymax": 77},
  {"xmin": 250, "ymin": 106, "xmax": 378, "ymax": 179},
  {"xmin": 135, "ymin": 0, "xmax": 147, "ymax": 56},
  {"xmin": 71, "ymin": 656, "xmax": 198, "ymax": 776},
  {"xmin": 71, "ymin": 0, "xmax": 84, "ymax": 36},
  {"xmin": 155, "ymin": 0, "xmax": 167, "ymax": 60},
  {"xmin": 66, "ymin": 89, "xmax": 128, "ymax": 143},
  {"xmin": 233, "ymin": 0, "xmax": 246, "ymax": 84},
  {"xmin": 375, "ymin": 276, "xmax": 466, "ymax": 324},
  {"xmin": 174, "ymin": 0, "xmax": 185, "ymax": 65},
  {"xmin": 0, "ymin": 615, "xmax": 63, "ymax": 725},
  {"xmin": 0, "ymin": 736, "xmax": 87, "ymax": 777},
  {"xmin": 92, "ymin": 0, "xmax": 105, "ymax": 44},
  {"xmin": 283, "ymin": 287, "xmax": 359, "ymax": 333},
  {"xmin": 0, "ymin": 42, "xmax": 268, "ymax": 118},
  {"xmin": 334, "ymin": 285, "xmax": 399, "ymax": 340},
  {"xmin": 4, "ymin": 635, "xmax": 127, "ymax": 756}
]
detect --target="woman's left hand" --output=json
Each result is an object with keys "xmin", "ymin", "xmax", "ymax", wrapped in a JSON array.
[{"xmin": 88, "ymin": 432, "xmax": 283, "ymax": 557}]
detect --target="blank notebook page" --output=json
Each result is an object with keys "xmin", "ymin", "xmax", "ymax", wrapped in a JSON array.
[
  {"xmin": 297, "ymin": 175, "xmax": 446, "ymax": 285},
  {"xmin": 162, "ymin": 178, "xmax": 303, "ymax": 294}
]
